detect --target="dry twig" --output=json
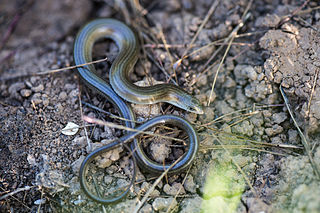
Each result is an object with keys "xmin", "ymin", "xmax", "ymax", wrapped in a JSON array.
[{"xmin": 280, "ymin": 86, "xmax": 320, "ymax": 179}]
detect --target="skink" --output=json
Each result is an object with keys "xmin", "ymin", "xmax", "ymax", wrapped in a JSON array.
[{"xmin": 73, "ymin": 18, "xmax": 200, "ymax": 204}]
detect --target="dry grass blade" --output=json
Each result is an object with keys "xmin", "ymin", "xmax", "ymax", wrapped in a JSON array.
[
  {"xmin": 199, "ymin": 129, "xmax": 302, "ymax": 157},
  {"xmin": 146, "ymin": 52, "xmax": 178, "ymax": 85},
  {"xmin": 83, "ymin": 115, "xmax": 184, "ymax": 142},
  {"xmin": 166, "ymin": 166, "xmax": 192, "ymax": 213},
  {"xmin": 199, "ymin": 103, "xmax": 284, "ymax": 127},
  {"xmin": 200, "ymin": 145, "xmax": 289, "ymax": 156},
  {"xmin": 1, "ymin": 57, "xmax": 108, "ymax": 81},
  {"xmin": 78, "ymin": 82, "xmax": 92, "ymax": 151},
  {"xmin": 0, "ymin": 186, "xmax": 35, "ymax": 200},
  {"xmin": 81, "ymin": 101, "xmax": 139, "ymax": 124},
  {"xmin": 207, "ymin": 7, "xmax": 252, "ymax": 106},
  {"xmin": 276, "ymin": 0, "xmax": 311, "ymax": 27},
  {"xmin": 133, "ymin": 155, "xmax": 184, "ymax": 213},
  {"xmin": 157, "ymin": 24, "xmax": 178, "ymax": 84},
  {"xmin": 306, "ymin": 69, "xmax": 319, "ymax": 116},
  {"xmin": 206, "ymin": 34, "xmax": 234, "ymax": 107},
  {"xmin": 280, "ymin": 85, "xmax": 320, "ymax": 179}
]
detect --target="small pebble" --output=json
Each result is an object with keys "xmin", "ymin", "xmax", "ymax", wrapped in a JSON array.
[
  {"xmin": 32, "ymin": 84, "xmax": 44, "ymax": 93},
  {"xmin": 265, "ymin": 124, "xmax": 283, "ymax": 136},
  {"xmin": 150, "ymin": 140, "xmax": 171, "ymax": 163},
  {"xmin": 288, "ymin": 129, "xmax": 299, "ymax": 144},
  {"xmin": 184, "ymin": 175, "xmax": 196, "ymax": 193},
  {"xmin": 247, "ymin": 198, "xmax": 272, "ymax": 213},
  {"xmin": 163, "ymin": 182, "xmax": 186, "ymax": 195},
  {"xmin": 310, "ymin": 100, "xmax": 320, "ymax": 119},
  {"xmin": 8, "ymin": 82, "xmax": 25, "ymax": 95},
  {"xmin": 58, "ymin": 91, "xmax": 68, "ymax": 101},
  {"xmin": 272, "ymin": 112, "xmax": 287, "ymax": 124},
  {"xmin": 255, "ymin": 13, "xmax": 281, "ymax": 28},
  {"xmin": 180, "ymin": 196, "xmax": 203, "ymax": 213},
  {"xmin": 185, "ymin": 112, "xmax": 197, "ymax": 123},
  {"xmin": 71, "ymin": 155, "xmax": 85, "ymax": 174},
  {"xmin": 140, "ymin": 203, "xmax": 153, "ymax": 213},
  {"xmin": 232, "ymin": 120, "xmax": 254, "ymax": 137},
  {"xmin": 152, "ymin": 197, "xmax": 177, "ymax": 212},
  {"xmin": 196, "ymin": 74, "xmax": 208, "ymax": 87},
  {"xmin": 20, "ymin": 89, "xmax": 32, "ymax": 97},
  {"xmin": 72, "ymin": 136, "xmax": 89, "ymax": 148},
  {"xmin": 34, "ymin": 198, "xmax": 46, "ymax": 205},
  {"xmin": 73, "ymin": 199, "xmax": 86, "ymax": 205},
  {"xmin": 104, "ymin": 176, "xmax": 113, "ymax": 185},
  {"xmin": 205, "ymin": 90, "xmax": 216, "ymax": 103},
  {"xmin": 31, "ymin": 93, "xmax": 42, "ymax": 105}
]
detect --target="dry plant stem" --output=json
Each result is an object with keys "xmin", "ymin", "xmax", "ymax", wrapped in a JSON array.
[
  {"xmin": 207, "ymin": 10, "xmax": 251, "ymax": 106},
  {"xmin": 37, "ymin": 188, "xmax": 45, "ymax": 213},
  {"xmin": 201, "ymin": 0, "xmax": 253, "ymax": 75},
  {"xmin": 306, "ymin": 69, "xmax": 319, "ymax": 116},
  {"xmin": 200, "ymin": 104, "xmax": 284, "ymax": 127},
  {"xmin": 0, "ymin": 186, "xmax": 35, "ymax": 200},
  {"xmin": 200, "ymin": 146, "xmax": 288, "ymax": 156},
  {"xmin": 180, "ymin": 0, "xmax": 220, "ymax": 59},
  {"xmin": 187, "ymin": 31, "xmax": 266, "ymax": 62},
  {"xmin": 277, "ymin": 0, "xmax": 310, "ymax": 27},
  {"xmin": 78, "ymin": 82, "xmax": 91, "ymax": 151},
  {"xmin": 166, "ymin": 166, "xmax": 192, "ymax": 213},
  {"xmin": 114, "ymin": 0, "xmax": 130, "ymax": 24},
  {"xmin": 157, "ymin": 24, "xmax": 178, "ymax": 84},
  {"xmin": 0, "ymin": 49, "xmax": 17, "ymax": 66},
  {"xmin": 133, "ymin": 155, "xmax": 184, "ymax": 213},
  {"xmin": 293, "ymin": 16, "xmax": 320, "ymax": 32},
  {"xmin": 1, "ymin": 57, "xmax": 108, "ymax": 81},
  {"xmin": 224, "ymin": 112, "xmax": 259, "ymax": 128},
  {"xmin": 81, "ymin": 101, "xmax": 140, "ymax": 124},
  {"xmin": 131, "ymin": 0, "xmax": 148, "ymax": 16},
  {"xmin": 295, "ymin": 5, "xmax": 320, "ymax": 16},
  {"xmin": 144, "ymin": 43, "xmax": 191, "ymax": 49},
  {"xmin": 146, "ymin": 51, "xmax": 178, "ymax": 85},
  {"xmin": 207, "ymin": 35, "xmax": 235, "ymax": 106},
  {"xmin": 200, "ymin": 129, "xmax": 302, "ymax": 149},
  {"xmin": 280, "ymin": 86, "xmax": 320, "ymax": 179},
  {"xmin": 83, "ymin": 115, "xmax": 184, "ymax": 142}
]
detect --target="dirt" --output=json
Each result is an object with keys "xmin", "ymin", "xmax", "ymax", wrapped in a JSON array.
[{"xmin": 1, "ymin": 0, "xmax": 320, "ymax": 212}]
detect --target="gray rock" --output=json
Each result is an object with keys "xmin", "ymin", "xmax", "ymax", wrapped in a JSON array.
[
  {"xmin": 265, "ymin": 124, "xmax": 283, "ymax": 136},
  {"xmin": 232, "ymin": 120, "xmax": 254, "ymax": 137},
  {"xmin": 71, "ymin": 155, "xmax": 85, "ymax": 174},
  {"xmin": 31, "ymin": 84, "xmax": 44, "ymax": 93},
  {"xmin": 72, "ymin": 136, "xmax": 89, "ymax": 148},
  {"xmin": 140, "ymin": 203, "xmax": 153, "ymax": 213},
  {"xmin": 152, "ymin": 197, "xmax": 177, "ymax": 212},
  {"xmin": 163, "ymin": 182, "xmax": 186, "ymax": 195},
  {"xmin": 20, "ymin": 89, "xmax": 32, "ymax": 97},
  {"xmin": 184, "ymin": 175, "xmax": 196, "ymax": 193},
  {"xmin": 272, "ymin": 112, "xmax": 287, "ymax": 124},
  {"xmin": 8, "ymin": 82, "xmax": 25, "ymax": 95},
  {"xmin": 255, "ymin": 14, "xmax": 281, "ymax": 28},
  {"xmin": 150, "ymin": 140, "xmax": 171, "ymax": 163},
  {"xmin": 180, "ymin": 195, "xmax": 203, "ymax": 213},
  {"xmin": 31, "ymin": 93, "xmax": 42, "ymax": 105},
  {"xmin": 58, "ymin": 91, "xmax": 68, "ymax": 101},
  {"xmin": 247, "ymin": 198, "xmax": 272, "ymax": 213}
]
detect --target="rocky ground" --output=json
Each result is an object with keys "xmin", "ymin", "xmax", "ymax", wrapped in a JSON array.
[{"xmin": 1, "ymin": 0, "xmax": 320, "ymax": 212}]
